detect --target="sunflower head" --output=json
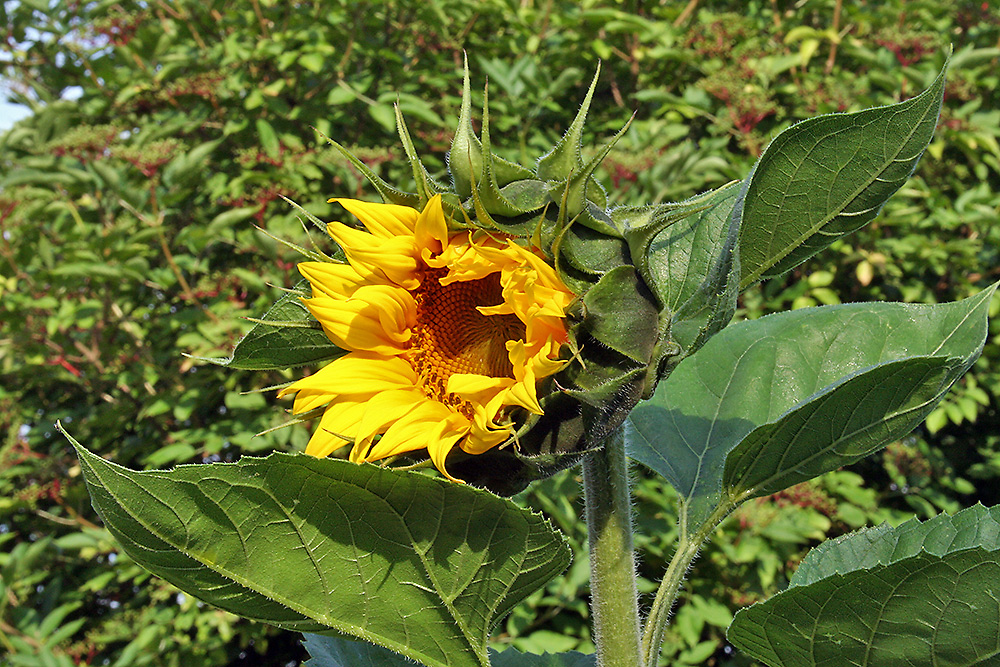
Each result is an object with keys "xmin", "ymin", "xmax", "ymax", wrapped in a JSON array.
[{"xmin": 256, "ymin": 64, "xmax": 725, "ymax": 494}]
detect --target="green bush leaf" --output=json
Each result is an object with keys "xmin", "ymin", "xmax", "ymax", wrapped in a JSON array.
[
  {"xmin": 70, "ymin": 437, "xmax": 571, "ymax": 667},
  {"xmin": 256, "ymin": 118, "xmax": 281, "ymax": 159},
  {"xmin": 197, "ymin": 284, "xmax": 343, "ymax": 370},
  {"xmin": 626, "ymin": 284, "xmax": 994, "ymax": 530},
  {"xmin": 737, "ymin": 58, "xmax": 947, "ymax": 289},
  {"xmin": 303, "ymin": 634, "xmax": 596, "ymax": 667},
  {"xmin": 729, "ymin": 504, "xmax": 1000, "ymax": 666}
]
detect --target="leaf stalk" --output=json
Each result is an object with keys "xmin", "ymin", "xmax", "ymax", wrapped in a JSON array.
[{"xmin": 641, "ymin": 499, "xmax": 735, "ymax": 665}]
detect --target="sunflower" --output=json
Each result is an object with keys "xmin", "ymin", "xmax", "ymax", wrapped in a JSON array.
[{"xmin": 278, "ymin": 194, "xmax": 575, "ymax": 481}]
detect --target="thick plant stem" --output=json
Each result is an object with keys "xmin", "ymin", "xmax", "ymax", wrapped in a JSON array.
[{"xmin": 583, "ymin": 425, "xmax": 644, "ymax": 667}]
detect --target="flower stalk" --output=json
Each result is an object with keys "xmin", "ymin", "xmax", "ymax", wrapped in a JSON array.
[{"xmin": 583, "ymin": 425, "xmax": 644, "ymax": 667}]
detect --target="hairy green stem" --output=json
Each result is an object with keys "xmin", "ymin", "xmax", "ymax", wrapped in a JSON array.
[
  {"xmin": 641, "ymin": 500, "xmax": 736, "ymax": 665},
  {"xmin": 641, "ymin": 533, "xmax": 700, "ymax": 665},
  {"xmin": 583, "ymin": 425, "xmax": 644, "ymax": 667}
]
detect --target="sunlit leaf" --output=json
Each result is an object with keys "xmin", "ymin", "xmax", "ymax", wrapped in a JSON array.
[
  {"xmin": 729, "ymin": 503, "xmax": 1000, "ymax": 666},
  {"xmin": 626, "ymin": 285, "xmax": 994, "ymax": 531},
  {"xmin": 791, "ymin": 502, "xmax": 1000, "ymax": 587},
  {"xmin": 737, "ymin": 58, "xmax": 947, "ymax": 288},
  {"xmin": 71, "ymin": 438, "xmax": 571, "ymax": 667}
]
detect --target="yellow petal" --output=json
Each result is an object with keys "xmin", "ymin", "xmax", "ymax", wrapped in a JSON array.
[
  {"xmin": 297, "ymin": 261, "xmax": 366, "ymax": 299},
  {"xmin": 425, "ymin": 414, "xmax": 473, "ymax": 483},
  {"xmin": 364, "ymin": 399, "xmax": 465, "ymax": 463},
  {"xmin": 305, "ymin": 401, "xmax": 366, "ymax": 457},
  {"xmin": 286, "ymin": 194, "xmax": 576, "ymax": 483},
  {"xmin": 303, "ymin": 285, "xmax": 415, "ymax": 355},
  {"xmin": 354, "ymin": 388, "xmax": 427, "ymax": 446},
  {"xmin": 446, "ymin": 373, "xmax": 509, "ymax": 403},
  {"xmin": 462, "ymin": 418, "xmax": 511, "ymax": 455},
  {"xmin": 305, "ymin": 428, "xmax": 350, "ymax": 459},
  {"xmin": 331, "ymin": 198, "xmax": 418, "ymax": 238},
  {"xmin": 278, "ymin": 353, "xmax": 417, "ymax": 414},
  {"xmin": 413, "ymin": 194, "xmax": 448, "ymax": 257},
  {"xmin": 325, "ymin": 220, "xmax": 421, "ymax": 289},
  {"xmin": 439, "ymin": 242, "xmax": 507, "ymax": 284},
  {"xmin": 501, "ymin": 341, "xmax": 543, "ymax": 414}
]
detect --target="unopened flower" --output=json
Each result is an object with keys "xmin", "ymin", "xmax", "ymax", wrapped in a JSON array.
[{"xmin": 278, "ymin": 195, "xmax": 574, "ymax": 481}]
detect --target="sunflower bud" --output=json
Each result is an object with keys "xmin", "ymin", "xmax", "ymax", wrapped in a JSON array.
[{"xmin": 265, "ymin": 63, "xmax": 733, "ymax": 495}]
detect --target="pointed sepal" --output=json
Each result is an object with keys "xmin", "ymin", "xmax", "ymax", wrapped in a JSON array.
[
  {"xmin": 320, "ymin": 132, "xmax": 420, "ymax": 208},
  {"xmin": 394, "ymin": 104, "xmax": 446, "ymax": 206},
  {"xmin": 537, "ymin": 65, "xmax": 601, "ymax": 181},
  {"xmin": 476, "ymin": 85, "xmax": 544, "ymax": 218},
  {"xmin": 448, "ymin": 56, "xmax": 484, "ymax": 199}
]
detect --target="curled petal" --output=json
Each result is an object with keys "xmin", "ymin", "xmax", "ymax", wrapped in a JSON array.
[{"xmin": 331, "ymin": 198, "xmax": 418, "ymax": 238}]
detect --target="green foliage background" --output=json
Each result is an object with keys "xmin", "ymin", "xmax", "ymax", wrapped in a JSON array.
[{"xmin": 1, "ymin": 1, "xmax": 997, "ymax": 665}]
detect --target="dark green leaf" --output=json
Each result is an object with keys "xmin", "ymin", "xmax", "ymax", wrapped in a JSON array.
[
  {"xmin": 626, "ymin": 285, "xmax": 994, "ymax": 530},
  {"xmin": 303, "ymin": 633, "xmax": 410, "ymax": 666},
  {"xmin": 729, "ymin": 504, "xmax": 1000, "ymax": 667},
  {"xmin": 737, "ymin": 58, "xmax": 947, "ymax": 288},
  {"xmin": 723, "ymin": 355, "xmax": 959, "ymax": 501},
  {"xmin": 70, "ymin": 437, "xmax": 571, "ymax": 667}
]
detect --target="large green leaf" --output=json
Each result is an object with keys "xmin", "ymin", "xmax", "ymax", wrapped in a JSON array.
[
  {"xmin": 489, "ymin": 649, "xmax": 595, "ymax": 667},
  {"xmin": 303, "ymin": 634, "xmax": 410, "ymax": 666},
  {"xmin": 722, "ymin": 355, "xmax": 959, "ymax": 501},
  {"xmin": 303, "ymin": 635, "xmax": 596, "ymax": 667},
  {"xmin": 737, "ymin": 59, "xmax": 947, "ymax": 289},
  {"xmin": 69, "ymin": 436, "xmax": 570, "ymax": 667},
  {"xmin": 198, "ymin": 283, "xmax": 343, "ymax": 370},
  {"xmin": 625, "ymin": 285, "xmax": 994, "ymax": 531},
  {"xmin": 729, "ymin": 504, "xmax": 1000, "ymax": 666},
  {"xmin": 791, "ymin": 502, "xmax": 1000, "ymax": 587}
]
